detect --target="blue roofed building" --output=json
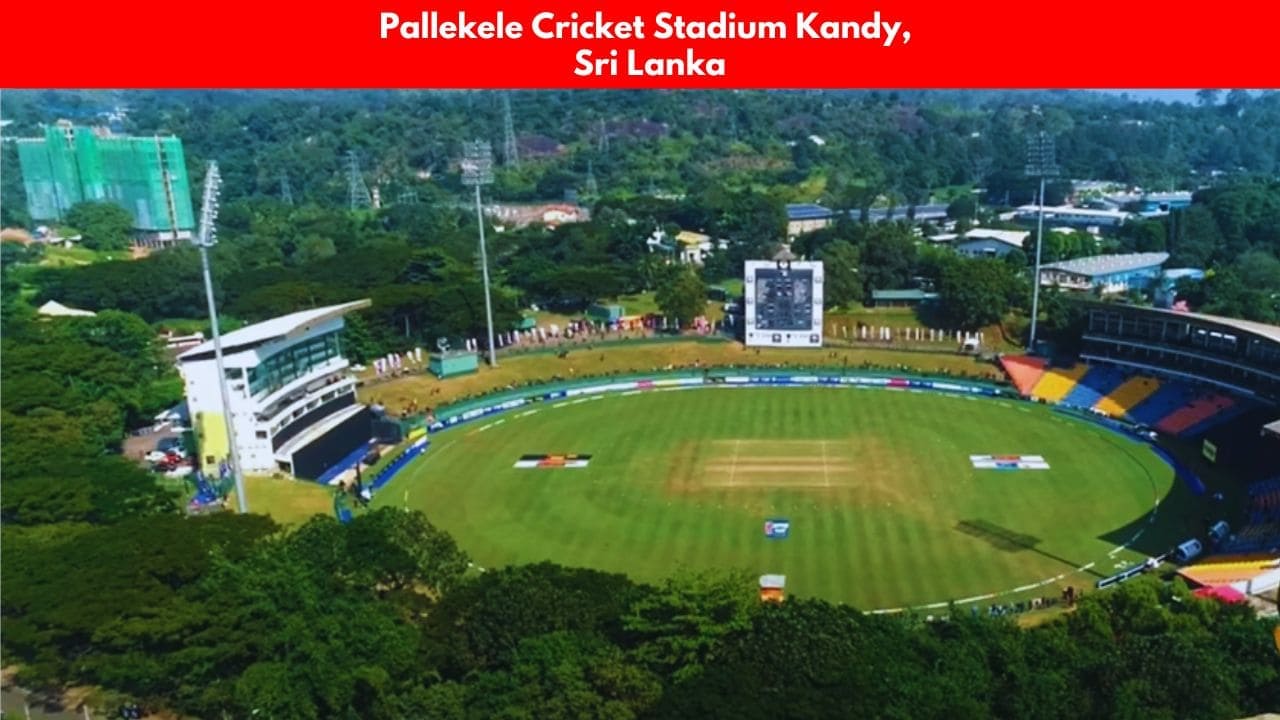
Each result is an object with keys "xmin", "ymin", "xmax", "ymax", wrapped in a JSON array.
[
  {"xmin": 786, "ymin": 203, "xmax": 836, "ymax": 239},
  {"xmin": 1038, "ymin": 252, "xmax": 1169, "ymax": 295}
]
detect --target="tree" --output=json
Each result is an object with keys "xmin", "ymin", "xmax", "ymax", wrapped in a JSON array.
[
  {"xmin": 817, "ymin": 240, "xmax": 862, "ymax": 308},
  {"xmin": 1196, "ymin": 89, "xmax": 1221, "ymax": 107},
  {"xmin": 344, "ymin": 507, "xmax": 470, "ymax": 598},
  {"xmin": 937, "ymin": 257, "xmax": 1017, "ymax": 330},
  {"xmin": 622, "ymin": 569, "xmax": 755, "ymax": 682},
  {"xmin": 655, "ymin": 266, "xmax": 707, "ymax": 327},
  {"xmin": 946, "ymin": 194, "xmax": 976, "ymax": 222},
  {"xmin": 65, "ymin": 201, "xmax": 134, "ymax": 250},
  {"xmin": 423, "ymin": 563, "xmax": 642, "ymax": 676}
]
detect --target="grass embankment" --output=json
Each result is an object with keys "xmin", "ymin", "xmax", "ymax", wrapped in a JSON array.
[{"xmin": 357, "ymin": 338, "xmax": 1001, "ymax": 414}]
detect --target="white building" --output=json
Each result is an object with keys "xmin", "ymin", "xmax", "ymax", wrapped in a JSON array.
[
  {"xmin": 953, "ymin": 228, "xmax": 1030, "ymax": 258},
  {"xmin": 178, "ymin": 300, "xmax": 372, "ymax": 479}
]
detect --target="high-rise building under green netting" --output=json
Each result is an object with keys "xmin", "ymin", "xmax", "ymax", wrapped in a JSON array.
[{"xmin": 16, "ymin": 121, "xmax": 195, "ymax": 235}]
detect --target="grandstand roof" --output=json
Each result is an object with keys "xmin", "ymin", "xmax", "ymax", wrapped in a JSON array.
[
  {"xmin": 786, "ymin": 203, "xmax": 834, "ymax": 220},
  {"xmin": 1101, "ymin": 303, "xmax": 1280, "ymax": 344},
  {"xmin": 179, "ymin": 300, "xmax": 371, "ymax": 360},
  {"xmin": 1041, "ymin": 252, "xmax": 1169, "ymax": 278}
]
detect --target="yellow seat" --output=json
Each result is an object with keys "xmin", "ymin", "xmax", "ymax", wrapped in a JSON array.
[
  {"xmin": 1094, "ymin": 377, "xmax": 1160, "ymax": 417},
  {"xmin": 1029, "ymin": 364, "xmax": 1087, "ymax": 403}
]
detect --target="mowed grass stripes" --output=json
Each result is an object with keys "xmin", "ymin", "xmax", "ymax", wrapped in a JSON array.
[{"xmin": 381, "ymin": 387, "xmax": 1176, "ymax": 610}]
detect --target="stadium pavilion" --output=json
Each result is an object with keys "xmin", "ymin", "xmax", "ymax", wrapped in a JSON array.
[{"xmin": 178, "ymin": 300, "xmax": 372, "ymax": 479}]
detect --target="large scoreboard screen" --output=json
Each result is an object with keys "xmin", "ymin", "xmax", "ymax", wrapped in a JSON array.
[{"xmin": 744, "ymin": 260, "xmax": 824, "ymax": 348}]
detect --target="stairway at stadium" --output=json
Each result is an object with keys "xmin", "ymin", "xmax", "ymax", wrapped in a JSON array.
[
  {"xmin": 1093, "ymin": 375, "xmax": 1161, "ymax": 418},
  {"xmin": 1060, "ymin": 364, "xmax": 1128, "ymax": 409}
]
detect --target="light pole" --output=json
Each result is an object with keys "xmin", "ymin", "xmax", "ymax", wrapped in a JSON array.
[
  {"xmin": 195, "ymin": 162, "xmax": 248, "ymax": 514},
  {"xmin": 1025, "ymin": 131, "xmax": 1059, "ymax": 354},
  {"xmin": 461, "ymin": 140, "xmax": 498, "ymax": 367}
]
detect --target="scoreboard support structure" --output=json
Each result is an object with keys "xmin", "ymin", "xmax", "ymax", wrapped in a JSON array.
[{"xmin": 743, "ymin": 259, "xmax": 824, "ymax": 348}]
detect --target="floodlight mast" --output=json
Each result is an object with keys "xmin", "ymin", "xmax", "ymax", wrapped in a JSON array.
[
  {"xmin": 461, "ymin": 140, "xmax": 499, "ymax": 368},
  {"xmin": 195, "ymin": 162, "xmax": 248, "ymax": 514},
  {"xmin": 1025, "ymin": 131, "xmax": 1059, "ymax": 354}
]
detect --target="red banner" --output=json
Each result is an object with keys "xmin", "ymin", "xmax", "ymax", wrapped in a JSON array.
[{"xmin": 6, "ymin": 0, "xmax": 1278, "ymax": 88}]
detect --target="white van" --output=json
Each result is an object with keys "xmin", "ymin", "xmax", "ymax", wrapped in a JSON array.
[{"xmin": 1174, "ymin": 539, "xmax": 1203, "ymax": 563}]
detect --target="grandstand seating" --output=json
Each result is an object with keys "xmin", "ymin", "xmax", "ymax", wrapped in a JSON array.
[
  {"xmin": 1094, "ymin": 376, "xmax": 1161, "ymax": 418},
  {"xmin": 1182, "ymin": 401, "xmax": 1252, "ymax": 438},
  {"xmin": 1223, "ymin": 477, "xmax": 1280, "ymax": 553},
  {"xmin": 997, "ymin": 356, "xmax": 1254, "ymax": 439},
  {"xmin": 1060, "ymin": 365, "xmax": 1128, "ymax": 409},
  {"xmin": 1179, "ymin": 554, "xmax": 1280, "ymax": 585},
  {"xmin": 998, "ymin": 355, "xmax": 1047, "ymax": 396},
  {"xmin": 1156, "ymin": 393, "xmax": 1238, "ymax": 435},
  {"xmin": 1029, "ymin": 364, "xmax": 1088, "ymax": 403},
  {"xmin": 1127, "ymin": 381, "xmax": 1198, "ymax": 427}
]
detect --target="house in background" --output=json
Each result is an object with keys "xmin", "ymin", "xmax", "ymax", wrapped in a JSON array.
[
  {"xmin": 36, "ymin": 300, "xmax": 96, "ymax": 318},
  {"xmin": 786, "ymin": 203, "xmax": 835, "ymax": 239},
  {"xmin": 487, "ymin": 202, "xmax": 589, "ymax": 229},
  {"xmin": 952, "ymin": 228, "xmax": 1030, "ymax": 258},
  {"xmin": 647, "ymin": 228, "xmax": 726, "ymax": 265}
]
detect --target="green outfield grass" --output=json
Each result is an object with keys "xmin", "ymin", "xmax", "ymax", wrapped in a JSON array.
[{"xmin": 375, "ymin": 386, "xmax": 1186, "ymax": 610}]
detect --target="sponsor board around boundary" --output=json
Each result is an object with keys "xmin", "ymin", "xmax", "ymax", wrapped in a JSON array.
[
  {"xmin": 429, "ymin": 374, "xmax": 1002, "ymax": 433},
  {"xmin": 970, "ymin": 454, "xmax": 1050, "ymax": 470}
]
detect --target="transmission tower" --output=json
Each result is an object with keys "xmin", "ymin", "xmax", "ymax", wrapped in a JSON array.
[
  {"xmin": 346, "ymin": 150, "xmax": 372, "ymax": 211},
  {"xmin": 585, "ymin": 159, "xmax": 598, "ymax": 197},
  {"xmin": 279, "ymin": 173, "xmax": 294, "ymax": 205},
  {"xmin": 596, "ymin": 119, "xmax": 610, "ymax": 154},
  {"xmin": 502, "ymin": 93, "xmax": 520, "ymax": 169}
]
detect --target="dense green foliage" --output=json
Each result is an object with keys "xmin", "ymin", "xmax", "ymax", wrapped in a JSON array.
[
  {"xmin": 2, "ymin": 507, "xmax": 1276, "ymax": 719},
  {"xmin": 6, "ymin": 90, "xmax": 1279, "ymax": 208},
  {"xmin": 64, "ymin": 201, "xmax": 135, "ymax": 250}
]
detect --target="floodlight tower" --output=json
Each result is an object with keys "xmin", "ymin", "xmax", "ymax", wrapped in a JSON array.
[
  {"xmin": 1025, "ymin": 131, "xmax": 1059, "ymax": 354},
  {"xmin": 194, "ymin": 162, "xmax": 248, "ymax": 514},
  {"xmin": 461, "ymin": 140, "xmax": 499, "ymax": 368}
]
